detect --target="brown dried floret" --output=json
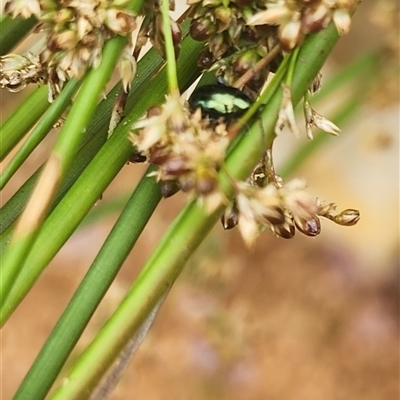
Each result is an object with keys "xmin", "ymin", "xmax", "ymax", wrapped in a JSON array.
[
  {"xmin": 247, "ymin": 0, "xmax": 357, "ymax": 50},
  {"xmin": 0, "ymin": 53, "xmax": 46, "ymax": 92},
  {"xmin": 225, "ymin": 177, "xmax": 359, "ymax": 246}
]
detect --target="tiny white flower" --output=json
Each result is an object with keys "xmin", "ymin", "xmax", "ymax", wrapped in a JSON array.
[
  {"xmin": 312, "ymin": 110, "xmax": 341, "ymax": 136},
  {"xmin": 276, "ymin": 84, "xmax": 301, "ymax": 137},
  {"xmin": 333, "ymin": 8, "xmax": 352, "ymax": 35}
]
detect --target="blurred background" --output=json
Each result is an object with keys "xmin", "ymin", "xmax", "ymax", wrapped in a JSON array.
[{"xmin": 1, "ymin": 1, "xmax": 399, "ymax": 399}]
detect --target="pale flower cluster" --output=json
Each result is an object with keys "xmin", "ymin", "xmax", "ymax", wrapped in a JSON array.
[
  {"xmin": 227, "ymin": 178, "xmax": 359, "ymax": 246},
  {"xmin": 276, "ymin": 83, "xmax": 341, "ymax": 139},
  {"xmin": 0, "ymin": 53, "xmax": 45, "ymax": 92},
  {"xmin": 3, "ymin": 0, "xmax": 137, "ymax": 99},
  {"xmin": 247, "ymin": 0, "xmax": 357, "ymax": 50}
]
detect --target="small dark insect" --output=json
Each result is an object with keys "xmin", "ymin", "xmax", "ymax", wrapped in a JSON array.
[{"xmin": 188, "ymin": 84, "xmax": 253, "ymax": 120}]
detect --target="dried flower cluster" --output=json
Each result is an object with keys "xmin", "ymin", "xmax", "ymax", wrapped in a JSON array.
[
  {"xmin": 140, "ymin": 1, "xmax": 182, "ymax": 59},
  {"xmin": 1, "ymin": 0, "xmax": 357, "ymax": 100},
  {"xmin": 275, "ymin": 83, "xmax": 341, "ymax": 139},
  {"xmin": 2, "ymin": 0, "xmax": 137, "ymax": 99},
  {"xmin": 129, "ymin": 93, "xmax": 230, "ymax": 211},
  {"xmin": 0, "ymin": 53, "xmax": 46, "ymax": 92},
  {"xmin": 188, "ymin": 0, "xmax": 357, "ymax": 92},
  {"xmin": 189, "ymin": 0, "xmax": 281, "ymax": 92},
  {"xmin": 1, "ymin": 0, "xmax": 185, "ymax": 100},
  {"xmin": 130, "ymin": 89, "xmax": 359, "ymax": 246},
  {"xmin": 247, "ymin": 0, "xmax": 356, "ymax": 49},
  {"xmin": 223, "ymin": 177, "xmax": 359, "ymax": 246}
]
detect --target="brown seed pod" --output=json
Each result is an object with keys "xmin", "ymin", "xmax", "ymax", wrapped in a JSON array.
[
  {"xmin": 221, "ymin": 200, "xmax": 239, "ymax": 230},
  {"xmin": 190, "ymin": 16, "xmax": 217, "ymax": 41},
  {"xmin": 160, "ymin": 180, "xmax": 181, "ymax": 198},
  {"xmin": 294, "ymin": 215, "xmax": 321, "ymax": 237},
  {"xmin": 197, "ymin": 48, "xmax": 215, "ymax": 69}
]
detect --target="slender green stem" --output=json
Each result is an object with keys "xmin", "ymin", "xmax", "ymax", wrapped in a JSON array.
[
  {"xmin": 5, "ymin": 36, "xmax": 204, "ymax": 400},
  {"xmin": 0, "ymin": 85, "xmax": 49, "ymax": 161},
  {"xmin": 161, "ymin": 0, "xmax": 179, "ymax": 92},
  {"xmin": 230, "ymin": 54, "xmax": 291, "ymax": 135},
  {"xmin": 286, "ymin": 47, "xmax": 300, "ymax": 85},
  {"xmin": 0, "ymin": 80, "xmax": 81, "ymax": 189},
  {"xmin": 0, "ymin": 16, "xmax": 37, "ymax": 55},
  {"xmin": 79, "ymin": 193, "xmax": 131, "ymax": 227},
  {"xmin": 52, "ymin": 38, "xmax": 125, "ymax": 162}
]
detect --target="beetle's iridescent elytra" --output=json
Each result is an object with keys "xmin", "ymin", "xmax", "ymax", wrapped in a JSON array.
[{"xmin": 189, "ymin": 84, "xmax": 253, "ymax": 120}]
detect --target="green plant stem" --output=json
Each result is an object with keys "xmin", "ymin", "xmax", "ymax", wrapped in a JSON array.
[
  {"xmin": 51, "ymin": 39, "xmax": 125, "ymax": 162},
  {"xmin": 49, "ymin": 23, "xmax": 341, "ymax": 400},
  {"xmin": 0, "ymin": 80, "xmax": 81, "ymax": 189},
  {"xmin": 12, "ymin": 166, "xmax": 161, "ymax": 400},
  {"xmin": 286, "ymin": 47, "xmax": 300, "ymax": 85},
  {"xmin": 0, "ymin": 85, "xmax": 50, "ymax": 160},
  {"xmin": 79, "ymin": 193, "xmax": 131, "ymax": 227},
  {"xmin": 0, "ymin": 16, "xmax": 37, "ymax": 55},
  {"xmin": 230, "ymin": 54, "xmax": 291, "ymax": 135},
  {"xmin": 0, "ymin": 37, "xmax": 126, "ymax": 308},
  {"xmin": 161, "ymin": 0, "xmax": 179, "ymax": 92}
]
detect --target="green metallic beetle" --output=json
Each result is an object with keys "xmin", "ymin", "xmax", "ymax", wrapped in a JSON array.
[{"xmin": 188, "ymin": 84, "xmax": 253, "ymax": 120}]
